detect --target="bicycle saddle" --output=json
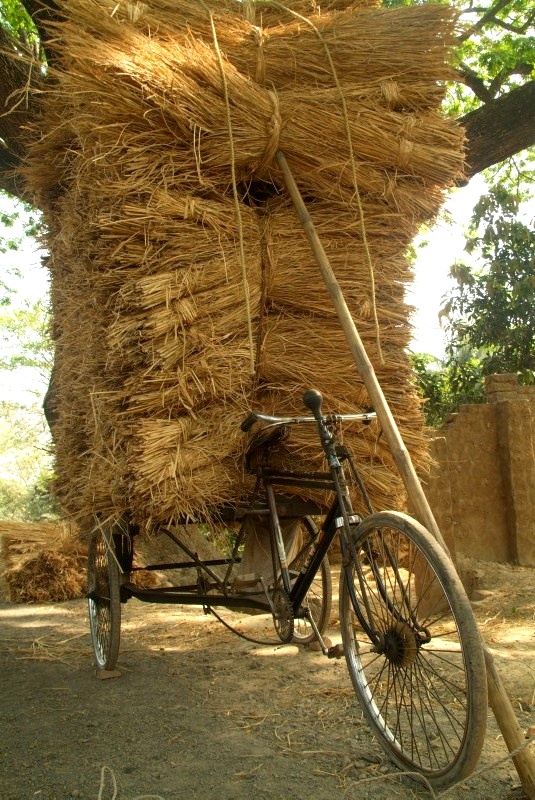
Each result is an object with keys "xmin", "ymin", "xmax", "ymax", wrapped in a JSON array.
[{"xmin": 244, "ymin": 424, "xmax": 290, "ymax": 470}]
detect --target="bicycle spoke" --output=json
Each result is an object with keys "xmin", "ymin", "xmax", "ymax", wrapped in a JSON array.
[{"xmin": 88, "ymin": 527, "xmax": 121, "ymax": 670}]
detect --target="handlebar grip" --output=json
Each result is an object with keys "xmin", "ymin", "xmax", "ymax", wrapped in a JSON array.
[
  {"xmin": 240, "ymin": 413, "xmax": 258, "ymax": 432},
  {"xmin": 303, "ymin": 389, "xmax": 323, "ymax": 416}
]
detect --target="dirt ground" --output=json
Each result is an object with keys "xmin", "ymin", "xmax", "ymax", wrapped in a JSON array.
[{"xmin": 1, "ymin": 559, "xmax": 534, "ymax": 800}]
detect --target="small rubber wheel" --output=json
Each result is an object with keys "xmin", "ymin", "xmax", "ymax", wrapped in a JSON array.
[{"xmin": 87, "ymin": 527, "xmax": 121, "ymax": 670}]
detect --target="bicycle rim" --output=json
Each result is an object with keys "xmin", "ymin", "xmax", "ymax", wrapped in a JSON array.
[
  {"xmin": 339, "ymin": 511, "xmax": 487, "ymax": 788},
  {"xmin": 87, "ymin": 528, "xmax": 121, "ymax": 670},
  {"xmin": 293, "ymin": 556, "xmax": 332, "ymax": 643},
  {"xmin": 285, "ymin": 518, "xmax": 332, "ymax": 644}
]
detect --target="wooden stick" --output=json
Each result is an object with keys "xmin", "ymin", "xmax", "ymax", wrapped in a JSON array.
[
  {"xmin": 274, "ymin": 150, "xmax": 445, "ymax": 545},
  {"xmin": 275, "ymin": 149, "xmax": 535, "ymax": 799},
  {"xmin": 484, "ymin": 648, "xmax": 535, "ymax": 799}
]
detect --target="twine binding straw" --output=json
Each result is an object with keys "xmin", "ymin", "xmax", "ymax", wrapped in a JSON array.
[
  {"xmin": 273, "ymin": 2, "xmax": 384, "ymax": 365},
  {"xmin": 259, "ymin": 90, "xmax": 282, "ymax": 174},
  {"xmin": 205, "ymin": 2, "xmax": 256, "ymax": 375}
]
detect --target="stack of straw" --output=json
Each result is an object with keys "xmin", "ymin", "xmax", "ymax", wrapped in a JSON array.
[
  {"xmin": 23, "ymin": 0, "xmax": 464, "ymax": 534},
  {"xmin": 0, "ymin": 520, "xmax": 85, "ymax": 602}
]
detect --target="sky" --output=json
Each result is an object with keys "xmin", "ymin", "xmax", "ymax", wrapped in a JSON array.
[
  {"xmin": 0, "ymin": 198, "xmax": 50, "ymax": 405},
  {"xmin": 407, "ymin": 174, "xmax": 487, "ymax": 358},
  {"xmin": 0, "ymin": 175, "xmax": 489, "ymax": 405}
]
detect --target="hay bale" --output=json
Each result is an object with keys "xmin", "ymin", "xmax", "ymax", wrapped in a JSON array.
[
  {"xmin": 22, "ymin": 0, "xmax": 464, "ymax": 534},
  {"xmin": 0, "ymin": 520, "xmax": 86, "ymax": 603},
  {"xmin": 5, "ymin": 550, "xmax": 86, "ymax": 604},
  {"xmin": 0, "ymin": 520, "xmax": 81, "ymax": 568}
]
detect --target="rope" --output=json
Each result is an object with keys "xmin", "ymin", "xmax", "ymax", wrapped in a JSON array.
[
  {"xmin": 203, "ymin": 4, "xmax": 256, "ymax": 375},
  {"xmin": 97, "ymin": 766, "xmax": 118, "ymax": 800},
  {"xmin": 273, "ymin": 3, "xmax": 384, "ymax": 365},
  {"xmin": 203, "ymin": 3, "xmax": 384, "ymax": 371},
  {"xmin": 251, "ymin": 24, "xmax": 283, "ymax": 176},
  {"xmin": 342, "ymin": 736, "xmax": 535, "ymax": 798},
  {"xmin": 440, "ymin": 735, "xmax": 535, "ymax": 798},
  {"xmin": 258, "ymin": 89, "xmax": 282, "ymax": 176}
]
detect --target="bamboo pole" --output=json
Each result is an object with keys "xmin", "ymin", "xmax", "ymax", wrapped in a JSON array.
[
  {"xmin": 275, "ymin": 149, "xmax": 535, "ymax": 799},
  {"xmin": 484, "ymin": 649, "xmax": 535, "ymax": 798},
  {"xmin": 274, "ymin": 151, "xmax": 446, "ymax": 546}
]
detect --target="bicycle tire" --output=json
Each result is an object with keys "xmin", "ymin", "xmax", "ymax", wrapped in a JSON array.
[
  {"xmin": 289, "ymin": 519, "xmax": 332, "ymax": 645},
  {"xmin": 339, "ymin": 510, "xmax": 487, "ymax": 789},
  {"xmin": 87, "ymin": 527, "xmax": 121, "ymax": 670}
]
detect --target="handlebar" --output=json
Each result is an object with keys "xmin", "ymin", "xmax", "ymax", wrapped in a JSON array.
[{"xmin": 240, "ymin": 393, "xmax": 376, "ymax": 432}]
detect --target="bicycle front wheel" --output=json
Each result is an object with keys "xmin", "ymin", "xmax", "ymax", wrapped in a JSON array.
[
  {"xmin": 339, "ymin": 511, "xmax": 487, "ymax": 789},
  {"xmin": 87, "ymin": 526, "xmax": 121, "ymax": 670}
]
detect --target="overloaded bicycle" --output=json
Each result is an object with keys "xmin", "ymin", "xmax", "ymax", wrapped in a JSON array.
[{"xmin": 87, "ymin": 388, "xmax": 487, "ymax": 789}]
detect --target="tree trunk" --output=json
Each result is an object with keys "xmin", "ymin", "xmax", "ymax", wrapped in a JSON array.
[{"xmin": 0, "ymin": 26, "xmax": 41, "ymax": 198}]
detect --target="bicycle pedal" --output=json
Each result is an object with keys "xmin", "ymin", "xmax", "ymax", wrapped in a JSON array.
[{"xmin": 327, "ymin": 643, "xmax": 345, "ymax": 659}]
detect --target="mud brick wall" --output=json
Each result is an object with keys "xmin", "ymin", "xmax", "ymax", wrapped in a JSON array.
[{"xmin": 424, "ymin": 374, "xmax": 535, "ymax": 567}]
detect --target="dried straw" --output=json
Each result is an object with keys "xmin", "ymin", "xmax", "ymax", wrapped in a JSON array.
[
  {"xmin": 0, "ymin": 520, "xmax": 81, "ymax": 567},
  {"xmin": 5, "ymin": 550, "xmax": 86, "ymax": 603},
  {"xmin": 22, "ymin": 0, "xmax": 463, "ymax": 534}
]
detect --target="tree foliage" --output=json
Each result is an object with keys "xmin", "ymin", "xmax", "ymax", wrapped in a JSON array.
[
  {"xmin": 0, "ymin": 287, "xmax": 53, "ymax": 518},
  {"xmin": 444, "ymin": 187, "xmax": 535, "ymax": 378},
  {"xmin": 0, "ymin": 399, "xmax": 57, "ymax": 521},
  {"xmin": 451, "ymin": 0, "xmax": 534, "ymax": 106},
  {"xmin": 411, "ymin": 352, "xmax": 486, "ymax": 427},
  {"xmin": 0, "ymin": 194, "xmax": 43, "ymax": 309},
  {"xmin": 413, "ymin": 186, "xmax": 534, "ymax": 425},
  {"xmin": 411, "ymin": 353, "xmax": 454, "ymax": 428},
  {"xmin": 0, "ymin": 297, "xmax": 52, "ymax": 376},
  {"xmin": 0, "ymin": 197, "xmax": 51, "ymax": 519},
  {"xmin": 0, "ymin": 0, "xmax": 40, "ymax": 56}
]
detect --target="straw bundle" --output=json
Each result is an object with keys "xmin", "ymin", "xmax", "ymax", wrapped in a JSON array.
[
  {"xmin": 36, "ymin": 5, "xmax": 460, "ymax": 211},
  {"xmin": 5, "ymin": 550, "xmax": 86, "ymax": 603},
  {"xmin": 0, "ymin": 520, "xmax": 86, "ymax": 603},
  {"xmin": 0, "ymin": 519, "xmax": 81, "ymax": 568},
  {"xmin": 23, "ymin": 0, "xmax": 464, "ymax": 533}
]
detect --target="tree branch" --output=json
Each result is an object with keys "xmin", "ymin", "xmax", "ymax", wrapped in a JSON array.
[
  {"xmin": 457, "ymin": 0, "xmax": 513, "ymax": 43},
  {"xmin": 461, "ymin": 80, "xmax": 535, "ymax": 179},
  {"xmin": 457, "ymin": 59, "xmax": 534, "ymax": 104},
  {"xmin": 488, "ymin": 63, "xmax": 534, "ymax": 97},
  {"xmin": 18, "ymin": 0, "xmax": 60, "ymax": 51},
  {"xmin": 484, "ymin": 9, "xmax": 535, "ymax": 34},
  {"xmin": 456, "ymin": 63, "xmax": 494, "ymax": 103}
]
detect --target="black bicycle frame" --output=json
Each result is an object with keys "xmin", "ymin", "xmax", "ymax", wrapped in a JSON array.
[
  {"xmin": 121, "ymin": 398, "xmax": 384, "ymax": 646},
  {"xmin": 258, "ymin": 462, "xmax": 382, "ymax": 646}
]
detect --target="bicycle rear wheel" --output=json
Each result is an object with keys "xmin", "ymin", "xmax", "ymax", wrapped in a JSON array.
[
  {"xmin": 289, "ymin": 518, "xmax": 332, "ymax": 644},
  {"xmin": 339, "ymin": 511, "xmax": 487, "ymax": 789},
  {"xmin": 87, "ymin": 526, "xmax": 121, "ymax": 670}
]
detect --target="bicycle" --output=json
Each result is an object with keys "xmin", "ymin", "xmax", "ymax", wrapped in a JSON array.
[{"xmin": 87, "ymin": 388, "xmax": 487, "ymax": 789}]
